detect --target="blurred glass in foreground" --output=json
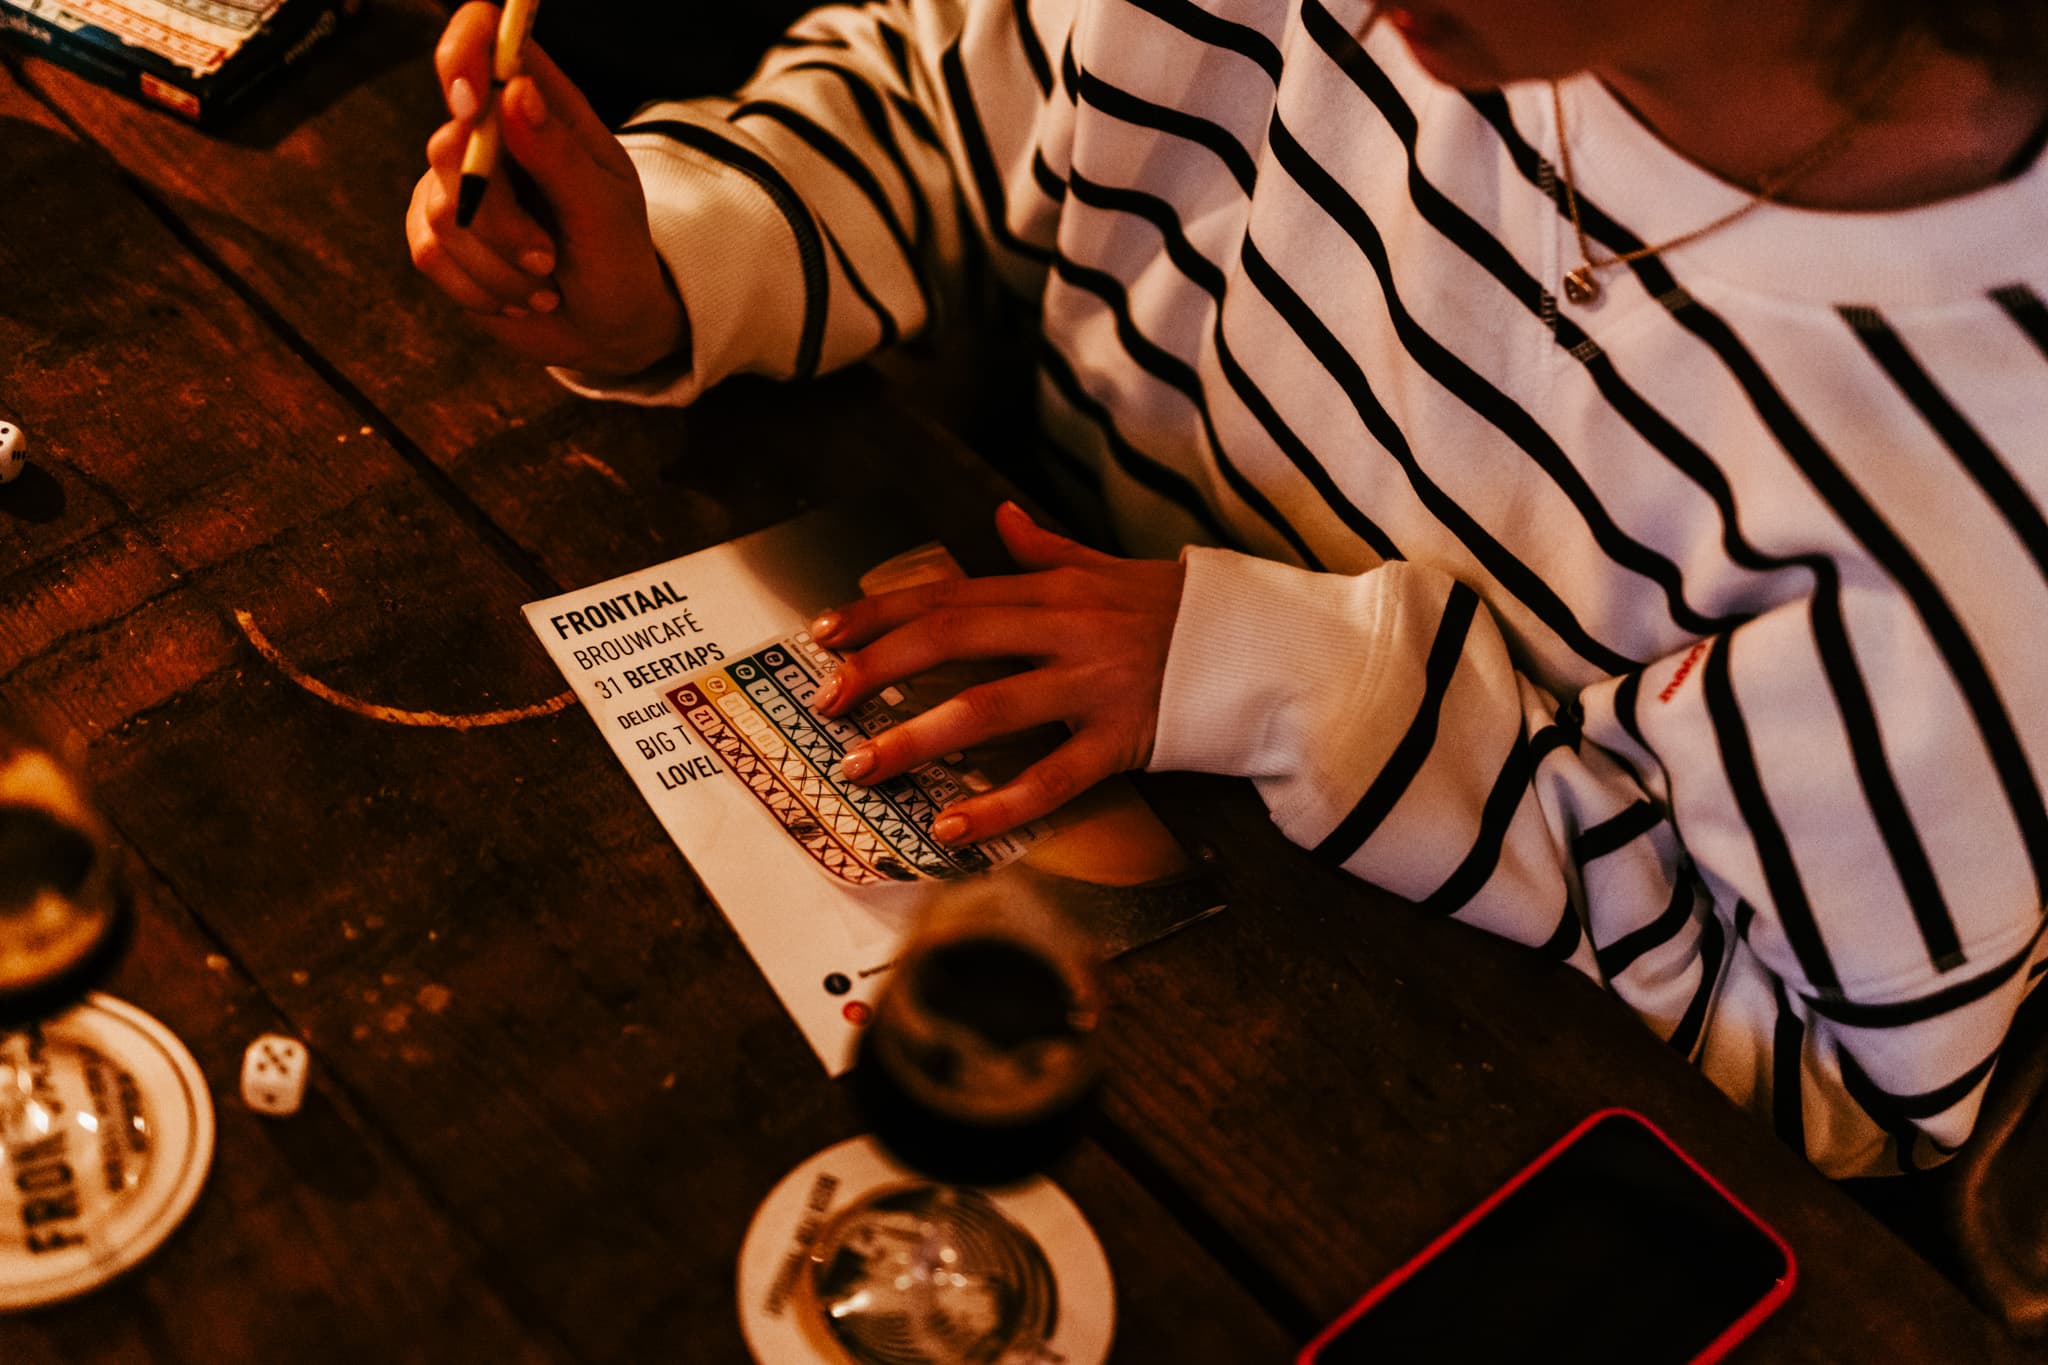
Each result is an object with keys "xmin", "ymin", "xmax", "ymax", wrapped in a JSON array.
[
  {"xmin": 0, "ymin": 723, "xmax": 130, "ymax": 1024},
  {"xmin": 852, "ymin": 881, "xmax": 1102, "ymax": 1185},
  {"xmin": 794, "ymin": 883, "xmax": 1103, "ymax": 1362},
  {"xmin": 797, "ymin": 1182, "xmax": 1058, "ymax": 1365},
  {"xmin": 0, "ymin": 720, "xmax": 212, "ymax": 1310}
]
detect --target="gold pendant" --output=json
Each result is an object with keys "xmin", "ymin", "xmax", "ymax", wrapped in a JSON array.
[{"xmin": 1562, "ymin": 265, "xmax": 1599, "ymax": 305}]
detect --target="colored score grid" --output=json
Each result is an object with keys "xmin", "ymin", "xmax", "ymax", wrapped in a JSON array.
[{"xmin": 666, "ymin": 631, "xmax": 1047, "ymax": 887}]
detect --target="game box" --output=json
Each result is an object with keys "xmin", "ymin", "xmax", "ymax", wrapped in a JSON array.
[{"xmin": 0, "ymin": 0, "xmax": 359, "ymax": 125}]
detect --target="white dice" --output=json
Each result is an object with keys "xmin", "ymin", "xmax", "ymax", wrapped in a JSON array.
[
  {"xmin": 241, "ymin": 1034, "xmax": 309, "ymax": 1116},
  {"xmin": 0, "ymin": 422, "xmax": 24, "ymax": 484}
]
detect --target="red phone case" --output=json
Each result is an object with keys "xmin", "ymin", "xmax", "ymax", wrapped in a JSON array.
[{"xmin": 1297, "ymin": 1108, "xmax": 1797, "ymax": 1365}]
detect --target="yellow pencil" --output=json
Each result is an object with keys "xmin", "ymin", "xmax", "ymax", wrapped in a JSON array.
[{"xmin": 454, "ymin": 0, "xmax": 545, "ymax": 229}]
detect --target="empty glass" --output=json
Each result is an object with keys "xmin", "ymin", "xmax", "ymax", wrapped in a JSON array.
[{"xmin": 797, "ymin": 1181, "xmax": 1058, "ymax": 1365}]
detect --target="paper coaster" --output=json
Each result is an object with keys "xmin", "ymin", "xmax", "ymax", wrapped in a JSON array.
[
  {"xmin": 0, "ymin": 993, "xmax": 214, "ymax": 1309},
  {"xmin": 738, "ymin": 1135, "xmax": 1114, "ymax": 1365}
]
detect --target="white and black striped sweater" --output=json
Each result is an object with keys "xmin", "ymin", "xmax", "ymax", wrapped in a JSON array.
[{"xmin": 563, "ymin": 0, "xmax": 2048, "ymax": 1178}]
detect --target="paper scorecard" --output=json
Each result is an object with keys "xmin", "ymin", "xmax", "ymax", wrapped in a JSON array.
[{"xmin": 523, "ymin": 505, "xmax": 1224, "ymax": 1073}]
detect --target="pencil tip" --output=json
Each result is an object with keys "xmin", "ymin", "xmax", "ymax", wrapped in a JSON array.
[{"xmin": 454, "ymin": 176, "xmax": 487, "ymax": 229}]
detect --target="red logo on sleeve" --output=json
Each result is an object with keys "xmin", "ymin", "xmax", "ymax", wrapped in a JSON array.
[{"xmin": 1659, "ymin": 640, "xmax": 1713, "ymax": 703}]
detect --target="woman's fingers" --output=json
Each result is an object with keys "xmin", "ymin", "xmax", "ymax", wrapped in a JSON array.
[
  {"xmin": 508, "ymin": 44, "xmax": 643, "ymax": 181},
  {"xmin": 413, "ymin": 6, "xmax": 682, "ymax": 373},
  {"xmin": 429, "ymin": 7, "xmax": 618, "ymax": 246},
  {"xmin": 431, "ymin": 196, "xmax": 556, "ymax": 310},
  {"xmin": 800, "ymin": 506, "xmax": 1187, "ymax": 844},
  {"xmin": 407, "ymin": 179, "xmax": 508, "ymax": 312},
  {"xmin": 815, "ymin": 606, "xmax": 1057, "ymax": 716},
  {"xmin": 928, "ymin": 730, "xmax": 1126, "ymax": 845},
  {"xmin": 408, "ymin": 170, "xmax": 551, "ymax": 312},
  {"xmin": 425, "ymin": 116, "xmax": 557, "ymax": 266},
  {"xmin": 836, "ymin": 673, "xmax": 1074, "ymax": 786},
  {"xmin": 496, "ymin": 75, "xmax": 641, "ymax": 245},
  {"xmin": 433, "ymin": 2, "xmax": 502, "ymax": 110},
  {"xmin": 416, "ymin": 118, "xmax": 558, "ymax": 292},
  {"xmin": 424, "ymin": 116, "xmax": 469, "ymax": 172},
  {"xmin": 813, "ymin": 570, "xmax": 1095, "ymax": 652},
  {"xmin": 995, "ymin": 500, "xmax": 1116, "ymax": 570},
  {"xmin": 812, "ymin": 506, "xmax": 1122, "ymax": 653}
]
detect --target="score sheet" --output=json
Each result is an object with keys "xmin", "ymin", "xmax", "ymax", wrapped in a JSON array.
[
  {"xmin": 669, "ymin": 629, "xmax": 1045, "ymax": 887},
  {"xmin": 524, "ymin": 506, "xmax": 1221, "ymax": 1073}
]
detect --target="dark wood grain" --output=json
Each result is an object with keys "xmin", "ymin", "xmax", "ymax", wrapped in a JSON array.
[
  {"xmin": 0, "ymin": 81, "xmax": 557, "ymax": 1346},
  {"xmin": 0, "ymin": 4, "xmax": 2034, "ymax": 1362},
  {"xmin": 1, "ymin": 859, "xmax": 560, "ymax": 1365}
]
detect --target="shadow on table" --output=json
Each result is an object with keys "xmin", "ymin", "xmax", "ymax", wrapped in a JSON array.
[
  {"xmin": 212, "ymin": 1, "xmax": 432, "ymax": 150},
  {"xmin": 0, "ymin": 465, "xmax": 66, "ymax": 525},
  {"xmin": 1844, "ymin": 982, "xmax": 2048, "ymax": 1356},
  {"xmin": 256, "ymin": 1083, "xmax": 383, "ymax": 1202}
]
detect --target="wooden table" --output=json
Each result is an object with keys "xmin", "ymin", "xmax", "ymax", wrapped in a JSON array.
[{"xmin": 0, "ymin": 4, "xmax": 2032, "ymax": 1361}]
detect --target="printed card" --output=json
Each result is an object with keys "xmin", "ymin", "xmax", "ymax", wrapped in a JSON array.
[{"xmin": 524, "ymin": 505, "xmax": 1222, "ymax": 1072}]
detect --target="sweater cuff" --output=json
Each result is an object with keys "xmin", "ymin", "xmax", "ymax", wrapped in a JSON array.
[
  {"xmin": 551, "ymin": 124, "xmax": 806, "ymax": 405},
  {"xmin": 1149, "ymin": 547, "xmax": 1394, "ymax": 779}
]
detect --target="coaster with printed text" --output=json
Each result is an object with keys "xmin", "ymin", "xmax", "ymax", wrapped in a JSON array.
[{"xmin": 0, "ymin": 993, "xmax": 214, "ymax": 1309}]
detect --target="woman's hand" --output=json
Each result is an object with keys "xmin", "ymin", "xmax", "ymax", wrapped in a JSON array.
[
  {"xmin": 405, "ymin": 2, "xmax": 685, "ymax": 376},
  {"xmin": 810, "ymin": 502, "xmax": 1187, "ymax": 845}
]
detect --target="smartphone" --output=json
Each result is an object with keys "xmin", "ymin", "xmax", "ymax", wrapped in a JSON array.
[{"xmin": 1298, "ymin": 1109, "xmax": 1796, "ymax": 1365}]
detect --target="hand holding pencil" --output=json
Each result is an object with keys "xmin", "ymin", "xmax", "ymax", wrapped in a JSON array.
[
  {"xmin": 453, "ymin": 0, "xmax": 543, "ymax": 227},
  {"xmin": 406, "ymin": 2, "xmax": 686, "ymax": 376}
]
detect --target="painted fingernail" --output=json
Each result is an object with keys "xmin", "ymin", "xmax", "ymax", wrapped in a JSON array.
[
  {"xmin": 528, "ymin": 290, "xmax": 559, "ymax": 313},
  {"xmin": 502, "ymin": 305, "xmax": 529, "ymax": 319},
  {"xmin": 809, "ymin": 611, "xmax": 841, "ymax": 642},
  {"xmin": 932, "ymin": 814, "xmax": 969, "ymax": 844},
  {"xmin": 449, "ymin": 77, "xmax": 479, "ymax": 122},
  {"xmin": 519, "ymin": 248, "xmax": 554, "ymax": 276},
  {"xmin": 812, "ymin": 675, "xmax": 842, "ymax": 712},
  {"xmin": 839, "ymin": 745, "xmax": 875, "ymax": 782}
]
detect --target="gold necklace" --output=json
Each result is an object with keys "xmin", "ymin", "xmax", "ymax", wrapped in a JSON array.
[{"xmin": 1549, "ymin": 79, "xmax": 1877, "ymax": 305}]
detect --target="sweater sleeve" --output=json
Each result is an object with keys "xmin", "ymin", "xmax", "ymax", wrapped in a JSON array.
[
  {"xmin": 1154, "ymin": 546, "xmax": 2045, "ymax": 1179},
  {"xmin": 556, "ymin": 0, "xmax": 1069, "ymax": 406}
]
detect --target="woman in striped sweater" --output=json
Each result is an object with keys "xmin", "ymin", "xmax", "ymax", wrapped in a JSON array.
[{"xmin": 407, "ymin": 0, "xmax": 2048, "ymax": 1178}]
